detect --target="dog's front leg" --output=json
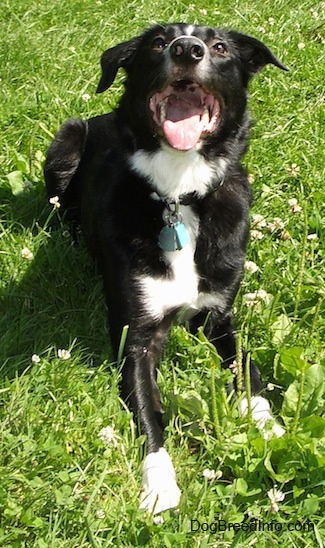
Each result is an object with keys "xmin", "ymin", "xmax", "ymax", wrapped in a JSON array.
[{"xmin": 120, "ymin": 321, "xmax": 181, "ymax": 515}]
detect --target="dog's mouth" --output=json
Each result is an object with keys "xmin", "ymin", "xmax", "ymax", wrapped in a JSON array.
[{"xmin": 149, "ymin": 80, "xmax": 221, "ymax": 151}]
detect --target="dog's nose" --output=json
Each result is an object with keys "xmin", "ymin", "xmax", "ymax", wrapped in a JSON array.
[{"xmin": 169, "ymin": 36, "xmax": 205, "ymax": 63}]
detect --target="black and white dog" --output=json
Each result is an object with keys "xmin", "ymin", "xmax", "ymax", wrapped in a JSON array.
[{"xmin": 44, "ymin": 23, "xmax": 287, "ymax": 515}]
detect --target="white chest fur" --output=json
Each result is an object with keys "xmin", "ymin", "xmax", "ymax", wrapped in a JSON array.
[
  {"xmin": 139, "ymin": 246, "xmax": 199, "ymax": 320},
  {"xmin": 137, "ymin": 205, "xmax": 199, "ymax": 320},
  {"xmin": 131, "ymin": 144, "xmax": 228, "ymax": 320},
  {"xmin": 130, "ymin": 144, "xmax": 227, "ymax": 201},
  {"xmin": 136, "ymin": 205, "xmax": 226, "ymax": 320}
]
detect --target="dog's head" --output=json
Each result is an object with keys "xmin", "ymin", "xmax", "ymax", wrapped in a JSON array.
[{"xmin": 96, "ymin": 24, "xmax": 287, "ymax": 152}]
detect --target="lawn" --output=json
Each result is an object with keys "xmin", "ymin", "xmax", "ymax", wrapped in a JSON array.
[{"xmin": 0, "ymin": 0, "xmax": 324, "ymax": 546}]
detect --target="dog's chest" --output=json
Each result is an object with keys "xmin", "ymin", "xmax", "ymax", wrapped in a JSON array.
[
  {"xmin": 129, "ymin": 145, "xmax": 227, "ymax": 320},
  {"xmin": 138, "ymin": 205, "xmax": 198, "ymax": 318},
  {"xmin": 136, "ymin": 205, "xmax": 224, "ymax": 320},
  {"xmin": 130, "ymin": 145, "xmax": 227, "ymax": 200},
  {"xmin": 130, "ymin": 146, "xmax": 227, "ymax": 320}
]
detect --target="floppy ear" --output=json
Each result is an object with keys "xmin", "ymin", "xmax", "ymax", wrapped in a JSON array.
[
  {"xmin": 228, "ymin": 31, "xmax": 288, "ymax": 79},
  {"xmin": 96, "ymin": 36, "xmax": 142, "ymax": 93}
]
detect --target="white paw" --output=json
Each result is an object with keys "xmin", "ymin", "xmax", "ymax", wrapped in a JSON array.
[
  {"xmin": 139, "ymin": 448, "xmax": 181, "ymax": 515},
  {"xmin": 240, "ymin": 396, "xmax": 285, "ymax": 439}
]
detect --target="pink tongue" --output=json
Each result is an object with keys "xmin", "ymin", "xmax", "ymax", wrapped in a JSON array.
[
  {"xmin": 162, "ymin": 115, "xmax": 202, "ymax": 151},
  {"xmin": 161, "ymin": 94, "xmax": 203, "ymax": 151}
]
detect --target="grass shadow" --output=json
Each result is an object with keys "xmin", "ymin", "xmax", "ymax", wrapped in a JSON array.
[{"xmin": 0, "ymin": 188, "xmax": 111, "ymax": 378}]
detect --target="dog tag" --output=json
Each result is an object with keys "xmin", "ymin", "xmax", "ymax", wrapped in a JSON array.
[
  {"xmin": 158, "ymin": 224, "xmax": 178, "ymax": 251},
  {"xmin": 175, "ymin": 221, "xmax": 190, "ymax": 249},
  {"xmin": 158, "ymin": 221, "xmax": 190, "ymax": 251}
]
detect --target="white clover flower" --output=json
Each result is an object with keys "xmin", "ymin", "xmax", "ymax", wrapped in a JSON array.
[
  {"xmin": 255, "ymin": 289, "xmax": 270, "ymax": 301},
  {"xmin": 280, "ymin": 229, "xmax": 291, "ymax": 241},
  {"xmin": 49, "ymin": 196, "xmax": 61, "ymax": 210},
  {"xmin": 202, "ymin": 468, "xmax": 222, "ymax": 480},
  {"xmin": 31, "ymin": 354, "xmax": 41, "ymax": 364},
  {"xmin": 244, "ymin": 261, "xmax": 259, "ymax": 274},
  {"xmin": 98, "ymin": 425, "xmax": 120, "ymax": 447},
  {"xmin": 243, "ymin": 289, "xmax": 271, "ymax": 307},
  {"xmin": 288, "ymin": 198, "xmax": 302, "ymax": 213},
  {"xmin": 251, "ymin": 230, "xmax": 264, "ymax": 241},
  {"xmin": 153, "ymin": 515, "xmax": 165, "ymax": 525},
  {"xmin": 243, "ymin": 293, "xmax": 257, "ymax": 307},
  {"xmin": 229, "ymin": 360, "xmax": 239, "ymax": 375},
  {"xmin": 267, "ymin": 487, "xmax": 285, "ymax": 513},
  {"xmin": 287, "ymin": 163, "xmax": 300, "ymax": 177},
  {"xmin": 288, "ymin": 198, "xmax": 298, "ymax": 206},
  {"xmin": 21, "ymin": 247, "xmax": 34, "ymax": 260},
  {"xmin": 298, "ymin": 42, "xmax": 305, "ymax": 50},
  {"xmin": 81, "ymin": 93, "xmax": 91, "ymax": 102},
  {"xmin": 95, "ymin": 509, "xmax": 105, "ymax": 519},
  {"xmin": 307, "ymin": 233, "xmax": 318, "ymax": 241},
  {"xmin": 252, "ymin": 214, "xmax": 267, "ymax": 229},
  {"xmin": 58, "ymin": 348, "xmax": 71, "ymax": 360},
  {"xmin": 268, "ymin": 218, "xmax": 285, "ymax": 233}
]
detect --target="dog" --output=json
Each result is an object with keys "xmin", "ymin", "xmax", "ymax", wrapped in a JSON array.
[{"xmin": 44, "ymin": 23, "xmax": 287, "ymax": 515}]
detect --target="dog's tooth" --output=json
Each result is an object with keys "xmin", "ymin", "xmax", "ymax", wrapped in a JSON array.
[
  {"xmin": 201, "ymin": 106, "xmax": 210, "ymax": 126},
  {"xmin": 160, "ymin": 101, "xmax": 167, "ymax": 123}
]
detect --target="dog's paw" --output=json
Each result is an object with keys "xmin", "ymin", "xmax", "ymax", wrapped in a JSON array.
[
  {"xmin": 139, "ymin": 448, "xmax": 181, "ymax": 515},
  {"xmin": 240, "ymin": 396, "xmax": 285, "ymax": 439}
]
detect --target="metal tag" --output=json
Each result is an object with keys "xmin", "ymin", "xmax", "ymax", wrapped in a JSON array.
[
  {"xmin": 158, "ymin": 221, "xmax": 190, "ymax": 251},
  {"xmin": 174, "ymin": 221, "xmax": 190, "ymax": 249}
]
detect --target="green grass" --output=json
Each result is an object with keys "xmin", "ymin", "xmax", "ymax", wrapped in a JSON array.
[{"xmin": 0, "ymin": 0, "xmax": 324, "ymax": 546}]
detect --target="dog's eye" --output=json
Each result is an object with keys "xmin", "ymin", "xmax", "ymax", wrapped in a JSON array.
[
  {"xmin": 212, "ymin": 42, "xmax": 228, "ymax": 55},
  {"xmin": 151, "ymin": 37, "xmax": 167, "ymax": 52}
]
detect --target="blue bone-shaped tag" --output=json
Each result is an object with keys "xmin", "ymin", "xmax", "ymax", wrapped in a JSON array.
[{"xmin": 158, "ymin": 221, "xmax": 190, "ymax": 251}]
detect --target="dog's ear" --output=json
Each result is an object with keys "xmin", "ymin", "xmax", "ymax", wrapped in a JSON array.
[
  {"xmin": 96, "ymin": 36, "xmax": 142, "ymax": 93},
  {"xmin": 228, "ymin": 31, "xmax": 288, "ymax": 80}
]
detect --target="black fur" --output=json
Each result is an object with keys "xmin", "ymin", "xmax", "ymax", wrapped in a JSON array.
[{"xmin": 44, "ymin": 23, "xmax": 286, "ymax": 457}]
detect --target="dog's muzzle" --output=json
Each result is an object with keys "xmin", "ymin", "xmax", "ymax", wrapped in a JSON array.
[
  {"xmin": 148, "ymin": 36, "xmax": 221, "ymax": 152},
  {"xmin": 169, "ymin": 36, "xmax": 206, "ymax": 64}
]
